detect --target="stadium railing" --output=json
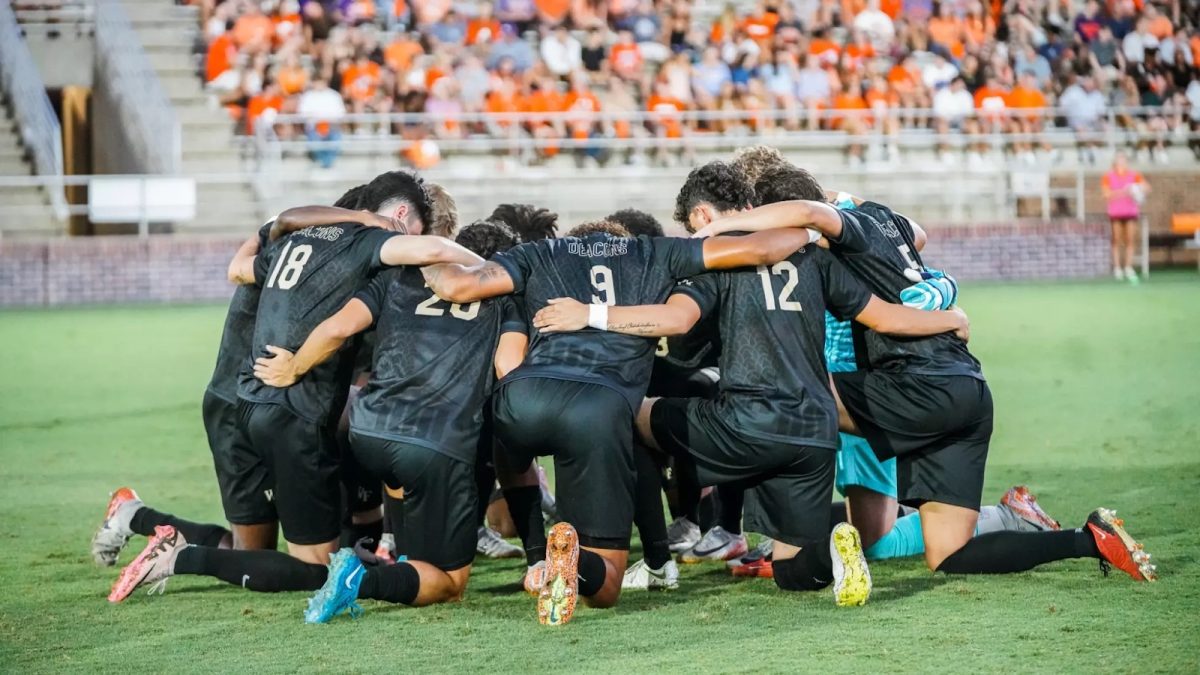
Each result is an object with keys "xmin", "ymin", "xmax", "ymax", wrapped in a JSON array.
[
  {"xmin": 11, "ymin": 0, "xmax": 94, "ymax": 28},
  {"xmin": 94, "ymin": 0, "xmax": 180, "ymax": 174},
  {"xmin": 0, "ymin": 0, "xmax": 67, "ymax": 221}
]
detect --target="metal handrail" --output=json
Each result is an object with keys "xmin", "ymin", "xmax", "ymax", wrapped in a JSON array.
[
  {"xmin": 0, "ymin": 0, "xmax": 67, "ymax": 221},
  {"xmin": 94, "ymin": 0, "xmax": 180, "ymax": 174},
  {"xmin": 12, "ymin": 0, "xmax": 94, "ymax": 25}
]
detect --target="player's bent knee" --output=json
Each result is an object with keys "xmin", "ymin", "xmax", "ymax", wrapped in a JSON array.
[{"xmin": 773, "ymin": 555, "xmax": 831, "ymax": 592}]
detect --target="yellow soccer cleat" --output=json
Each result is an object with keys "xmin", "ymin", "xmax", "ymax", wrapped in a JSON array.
[
  {"xmin": 830, "ymin": 522, "xmax": 872, "ymax": 607},
  {"xmin": 537, "ymin": 522, "xmax": 580, "ymax": 626}
]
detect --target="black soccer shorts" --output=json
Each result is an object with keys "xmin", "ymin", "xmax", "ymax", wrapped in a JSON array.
[
  {"xmin": 832, "ymin": 371, "xmax": 993, "ymax": 510},
  {"xmin": 350, "ymin": 432, "xmax": 477, "ymax": 571},
  {"xmin": 492, "ymin": 377, "xmax": 635, "ymax": 550},
  {"xmin": 235, "ymin": 400, "xmax": 343, "ymax": 545},
  {"xmin": 202, "ymin": 389, "xmax": 275, "ymax": 526},
  {"xmin": 649, "ymin": 397, "xmax": 835, "ymax": 549}
]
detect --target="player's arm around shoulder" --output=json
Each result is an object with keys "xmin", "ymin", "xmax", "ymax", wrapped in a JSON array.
[
  {"xmin": 227, "ymin": 234, "xmax": 261, "ymax": 285},
  {"xmin": 379, "ymin": 234, "xmax": 483, "ymax": 268},
  {"xmin": 532, "ymin": 294, "xmax": 701, "ymax": 337},
  {"xmin": 422, "ymin": 260, "xmax": 515, "ymax": 304},
  {"xmin": 700, "ymin": 229, "xmax": 816, "ymax": 269},
  {"xmin": 854, "ymin": 296, "xmax": 970, "ymax": 342},
  {"xmin": 693, "ymin": 200, "xmax": 845, "ymax": 241},
  {"xmin": 253, "ymin": 298, "xmax": 375, "ymax": 387},
  {"xmin": 269, "ymin": 206, "xmax": 396, "ymax": 241}
]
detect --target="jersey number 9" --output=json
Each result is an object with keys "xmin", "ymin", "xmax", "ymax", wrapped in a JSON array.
[{"xmin": 591, "ymin": 265, "xmax": 616, "ymax": 305}]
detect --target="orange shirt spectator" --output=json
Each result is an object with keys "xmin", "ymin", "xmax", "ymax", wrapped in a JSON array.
[
  {"xmin": 740, "ymin": 11, "xmax": 779, "ymax": 43},
  {"xmin": 485, "ymin": 89, "xmax": 521, "ymax": 128},
  {"xmin": 808, "ymin": 36, "xmax": 841, "ymax": 66},
  {"xmin": 865, "ymin": 86, "xmax": 899, "ymax": 110},
  {"xmin": 523, "ymin": 87, "xmax": 566, "ymax": 126},
  {"xmin": 1006, "ymin": 83, "xmax": 1046, "ymax": 121},
  {"xmin": 880, "ymin": 0, "xmax": 901, "ymax": 18},
  {"xmin": 272, "ymin": 12, "xmax": 302, "ymax": 46},
  {"xmin": 425, "ymin": 66, "xmax": 448, "ymax": 91},
  {"xmin": 535, "ymin": 0, "xmax": 570, "ymax": 24},
  {"xmin": 1146, "ymin": 14, "xmax": 1171, "ymax": 40},
  {"xmin": 964, "ymin": 15, "xmax": 995, "ymax": 48},
  {"xmin": 565, "ymin": 90, "xmax": 601, "ymax": 138},
  {"xmin": 928, "ymin": 14, "xmax": 964, "ymax": 52},
  {"xmin": 844, "ymin": 41, "xmax": 876, "ymax": 70},
  {"xmin": 246, "ymin": 90, "xmax": 284, "ymax": 134},
  {"xmin": 1193, "ymin": 35, "xmax": 1200, "ymax": 67},
  {"xmin": 646, "ymin": 94, "xmax": 686, "ymax": 138},
  {"xmin": 610, "ymin": 41, "xmax": 643, "ymax": 80},
  {"xmin": 886, "ymin": 63, "xmax": 917, "ymax": 94},
  {"xmin": 277, "ymin": 64, "xmax": 309, "ymax": 96},
  {"xmin": 832, "ymin": 89, "xmax": 869, "ymax": 128},
  {"xmin": 467, "ymin": 17, "xmax": 502, "ymax": 44},
  {"xmin": 974, "ymin": 82, "xmax": 1008, "ymax": 122},
  {"xmin": 385, "ymin": 38, "xmax": 423, "ymax": 72},
  {"xmin": 233, "ymin": 12, "xmax": 273, "ymax": 50},
  {"xmin": 343, "ymin": 61, "xmax": 381, "ymax": 101},
  {"xmin": 205, "ymin": 32, "xmax": 237, "ymax": 83}
]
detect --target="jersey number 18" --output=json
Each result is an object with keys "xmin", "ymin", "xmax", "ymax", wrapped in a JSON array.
[{"xmin": 265, "ymin": 241, "xmax": 313, "ymax": 290}]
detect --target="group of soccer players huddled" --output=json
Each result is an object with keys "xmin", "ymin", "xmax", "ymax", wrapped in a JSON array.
[{"xmin": 92, "ymin": 145, "xmax": 1157, "ymax": 626}]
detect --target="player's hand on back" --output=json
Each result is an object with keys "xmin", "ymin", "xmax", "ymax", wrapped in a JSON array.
[
  {"xmin": 949, "ymin": 306, "xmax": 970, "ymax": 343},
  {"xmin": 253, "ymin": 345, "xmax": 300, "ymax": 387},
  {"xmin": 532, "ymin": 298, "xmax": 590, "ymax": 333}
]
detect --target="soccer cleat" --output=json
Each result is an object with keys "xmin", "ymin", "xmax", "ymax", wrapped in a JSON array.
[
  {"xmin": 108, "ymin": 525, "xmax": 185, "ymax": 603},
  {"xmin": 373, "ymin": 533, "xmax": 396, "ymax": 566},
  {"xmin": 621, "ymin": 558, "xmax": 679, "ymax": 591},
  {"xmin": 730, "ymin": 557, "xmax": 774, "ymax": 579},
  {"xmin": 476, "ymin": 526, "xmax": 523, "ymax": 559},
  {"xmin": 727, "ymin": 537, "xmax": 774, "ymax": 569},
  {"xmin": 830, "ymin": 523, "xmax": 871, "ymax": 607},
  {"xmin": 667, "ymin": 517, "xmax": 701, "ymax": 553},
  {"xmin": 92, "ymin": 487, "xmax": 143, "ymax": 566},
  {"xmin": 523, "ymin": 560, "xmax": 547, "ymax": 596},
  {"xmin": 679, "ymin": 526, "xmax": 748, "ymax": 564},
  {"xmin": 1086, "ymin": 508, "xmax": 1157, "ymax": 582},
  {"xmin": 538, "ymin": 522, "xmax": 579, "ymax": 626},
  {"xmin": 1001, "ymin": 486, "xmax": 1061, "ymax": 531},
  {"xmin": 305, "ymin": 548, "xmax": 367, "ymax": 624}
]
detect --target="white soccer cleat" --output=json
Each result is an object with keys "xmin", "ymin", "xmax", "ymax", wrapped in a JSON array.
[
  {"xmin": 679, "ymin": 526, "xmax": 748, "ymax": 564},
  {"xmin": 92, "ymin": 487, "xmax": 143, "ymax": 566},
  {"xmin": 108, "ymin": 525, "xmax": 186, "ymax": 603},
  {"xmin": 830, "ymin": 522, "xmax": 872, "ymax": 607},
  {"xmin": 727, "ymin": 537, "xmax": 775, "ymax": 569},
  {"xmin": 476, "ymin": 526, "xmax": 523, "ymax": 559},
  {"xmin": 621, "ymin": 558, "xmax": 680, "ymax": 591},
  {"xmin": 667, "ymin": 517, "xmax": 701, "ymax": 553}
]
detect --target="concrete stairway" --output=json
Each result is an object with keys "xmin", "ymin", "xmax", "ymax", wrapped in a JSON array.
[
  {"xmin": 0, "ymin": 109, "xmax": 58, "ymax": 236},
  {"xmin": 122, "ymin": 0, "xmax": 263, "ymax": 233}
]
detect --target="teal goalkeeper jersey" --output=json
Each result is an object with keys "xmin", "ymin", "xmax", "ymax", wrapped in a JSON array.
[{"xmin": 824, "ymin": 312, "xmax": 857, "ymax": 374}]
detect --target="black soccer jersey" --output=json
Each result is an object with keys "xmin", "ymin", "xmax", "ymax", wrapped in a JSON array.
[
  {"xmin": 828, "ymin": 202, "xmax": 983, "ymax": 379},
  {"xmin": 493, "ymin": 234, "xmax": 708, "ymax": 410},
  {"xmin": 674, "ymin": 244, "xmax": 871, "ymax": 449},
  {"xmin": 654, "ymin": 313, "xmax": 721, "ymax": 370},
  {"xmin": 206, "ymin": 222, "xmax": 273, "ymax": 402},
  {"xmin": 348, "ymin": 266, "xmax": 525, "ymax": 463},
  {"xmin": 237, "ymin": 223, "xmax": 398, "ymax": 423}
]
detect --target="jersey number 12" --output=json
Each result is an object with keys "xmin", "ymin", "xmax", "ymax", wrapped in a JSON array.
[
  {"xmin": 757, "ymin": 261, "xmax": 802, "ymax": 312},
  {"xmin": 265, "ymin": 241, "xmax": 313, "ymax": 290}
]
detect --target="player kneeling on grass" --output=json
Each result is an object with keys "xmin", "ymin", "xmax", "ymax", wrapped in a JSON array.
[
  {"xmin": 532, "ymin": 162, "xmax": 972, "ymax": 606},
  {"xmin": 247, "ymin": 220, "xmax": 528, "ymax": 622}
]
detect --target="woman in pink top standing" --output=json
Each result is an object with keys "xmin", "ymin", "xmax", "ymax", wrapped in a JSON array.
[{"xmin": 1101, "ymin": 151, "xmax": 1150, "ymax": 282}]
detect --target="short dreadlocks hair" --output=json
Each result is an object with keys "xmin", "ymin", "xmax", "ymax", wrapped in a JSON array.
[
  {"xmin": 333, "ymin": 184, "xmax": 367, "ymax": 209},
  {"xmin": 673, "ymin": 161, "xmax": 755, "ymax": 230},
  {"xmin": 359, "ymin": 170, "xmax": 434, "ymax": 231},
  {"xmin": 606, "ymin": 208, "xmax": 664, "ymax": 238},
  {"xmin": 455, "ymin": 219, "xmax": 519, "ymax": 259},
  {"xmin": 488, "ymin": 203, "xmax": 558, "ymax": 242},
  {"xmin": 565, "ymin": 219, "xmax": 631, "ymax": 238},
  {"xmin": 753, "ymin": 165, "xmax": 826, "ymax": 206},
  {"xmin": 730, "ymin": 145, "xmax": 790, "ymax": 186},
  {"xmin": 425, "ymin": 182, "xmax": 459, "ymax": 238}
]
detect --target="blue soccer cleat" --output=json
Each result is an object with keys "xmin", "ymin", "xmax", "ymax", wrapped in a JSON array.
[{"xmin": 304, "ymin": 548, "xmax": 367, "ymax": 624}]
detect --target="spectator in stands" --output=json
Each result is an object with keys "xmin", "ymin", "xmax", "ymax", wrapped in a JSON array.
[
  {"xmin": 496, "ymin": 0, "xmax": 538, "ymax": 34},
  {"xmin": 467, "ymin": 1, "xmax": 502, "ymax": 45},
  {"xmin": 580, "ymin": 27, "xmax": 607, "ymax": 73},
  {"xmin": 922, "ymin": 52, "xmax": 959, "ymax": 92},
  {"xmin": 1060, "ymin": 75, "xmax": 1107, "ymax": 163},
  {"xmin": 609, "ymin": 29, "xmax": 644, "ymax": 81},
  {"xmin": 795, "ymin": 54, "xmax": 830, "ymax": 130},
  {"xmin": 429, "ymin": 8, "xmax": 468, "ymax": 45},
  {"xmin": 297, "ymin": 78, "xmax": 346, "ymax": 168},
  {"xmin": 488, "ymin": 24, "xmax": 536, "ymax": 72},
  {"xmin": 933, "ymin": 77, "xmax": 975, "ymax": 163},
  {"xmin": 541, "ymin": 24, "xmax": 583, "ymax": 77},
  {"xmin": 1102, "ymin": 151, "xmax": 1149, "ymax": 282},
  {"xmin": 1123, "ymin": 17, "xmax": 1159, "ymax": 66},
  {"xmin": 853, "ymin": 0, "xmax": 896, "ymax": 48}
]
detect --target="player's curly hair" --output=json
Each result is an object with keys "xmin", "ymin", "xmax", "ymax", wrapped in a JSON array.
[
  {"xmin": 359, "ymin": 170, "xmax": 434, "ymax": 231},
  {"xmin": 488, "ymin": 203, "xmax": 559, "ymax": 242},
  {"xmin": 333, "ymin": 184, "xmax": 367, "ymax": 209},
  {"xmin": 753, "ymin": 166, "xmax": 826, "ymax": 206},
  {"xmin": 673, "ymin": 161, "xmax": 755, "ymax": 230},
  {"xmin": 730, "ymin": 145, "xmax": 790, "ymax": 185},
  {"xmin": 565, "ymin": 219, "xmax": 632, "ymax": 238},
  {"xmin": 455, "ymin": 219, "xmax": 519, "ymax": 259},
  {"xmin": 425, "ymin": 182, "xmax": 459, "ymax": 238},
  {"xmin": 606, "ymin": 208, "xmax": 664, "ymax": 237}
]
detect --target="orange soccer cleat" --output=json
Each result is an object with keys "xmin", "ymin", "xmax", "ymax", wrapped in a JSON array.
[
  {"xmin": 537, "ymin": 523, "xmax": 579, "ymax": 626},
  {"xmin": 108, "ymin": 525, "xmax": 186, "ymax": 603},
  {"xmin": 1086, "ymin": 508, "xmax": 1157, "ymax": 582},
  {"xmin": 1001, "ymin": 485, "xmax": 1061, "ymax": 531},
  {"xmin": 92, "ymin": 487, "xmax": 143, "ymax": 566},
  {"xmin": 730, "ymin": 557, "xmax": 774, "ymax": 579}
]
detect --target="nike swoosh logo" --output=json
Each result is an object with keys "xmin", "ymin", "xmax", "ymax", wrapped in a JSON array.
[
  {"xmin": 242, "ymin": 574, "xmax": 250, "ymax": 588},
  {"xmin": 344, "ymin": 565, "xmax": 364, "ymax": 590}
]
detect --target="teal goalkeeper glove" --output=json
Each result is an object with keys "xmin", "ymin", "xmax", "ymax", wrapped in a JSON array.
[{"xmin": 900, "ymin": 268, "xmax": 958, "ymax": 311}]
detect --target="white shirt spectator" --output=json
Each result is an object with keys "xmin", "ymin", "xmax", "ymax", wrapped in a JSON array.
[
  {"xmin": 298, "ymin": 87, "xmax": 347, "ymax": 122},
  {"xmin": 933, "ymin": 86, "xmax": 975, "ymax": 122},
  {"xmin": 853, "ymin": 8, "xmax": 895, "ymax": 47},
  {"xmin": 795, "ymin": 65, "xmax": 830, "ymax": 103},
  {"xmin": 540, "ymin": 32, "xmax": 582, "ymax": 76},
  {"xmin": 1187, "ymin": 80, "xmax": 1200, "ymax": 123},
  {"xmin": 1060, "ymin": 83, "xmax": 1107, "ymax": 129},
  {"xmin": 922, "ymin": 59, "xmax": 959, "ymax": 90},
  {"xmin": 1122, "ymin": 30, "xmax": 1158, "ymax": 64}
]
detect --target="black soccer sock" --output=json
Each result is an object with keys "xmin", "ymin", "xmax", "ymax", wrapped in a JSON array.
[
  {"xmin": 503, "ymin": 485, "xmax": 546, "ymax": 565},
  {"xmin": 936, "ymin": 529, "xmax": 1100, "ymax": 575},
  {"xmin": 828, "ymin": 501, "xmax": 849, "ymax": 532},
  {"xmin": 339, "ymin": 518, "xmax": 383, "ymax": 549},
  {"xmin": 357, "ymin": 561, "xmax": 421, "ymax": 605},
  {"xmin": 775, "ymin": 539, "xmax": 833, "ymax": 590},
  {"xmin": 130, "ymin": 507, "xmax": 231, "ymax": 548},
  {"xmin": 172, "ymin": 546, "xmax": 327, "ymax": 592},
  {"xmin": 474, "ymin": 460, "xmax": 497, "ymax": 526},
  {"xmin": 578, "ymin": 549, "xmax": 608, "ymax": 597},
  {"xmin": 716, "ymin": 485, "xmax": 744, "ymax": 535},
  {"xmin": 632, "ymin": 444, "xmax": 671, "ymax": 569}
]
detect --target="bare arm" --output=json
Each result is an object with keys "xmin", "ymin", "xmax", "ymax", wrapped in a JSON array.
[
  {"xmin": 252, "ymin": 298, "xmax": 374, "ymax": 387},
  {"xmin": 700, "ymin": 229, "xmax": 815, "ymax": 269},
  {"xmin": 853, "ymin": 296, "xmax": 970, "ymax": 342},
  {"xmin": 270, "ymin": 206, "xmax": 398, "ymax": 241},
  {"xmin": 494, "ymin": 332, "xmax": 528, "ymax": 379},
  {"xmin": 532, "ymin": 295, "xmax": 702, "ymax": 337},
  {"xmin": 380, "ymin": 235, "xmax": 484, "ymax": 269},
  {"xmin": 227, "ymin": 234, "xmax": 260, "ymax": 285},
  {"xmin": 422, "ymin": 260, "xmax": 515, "ymax": 303},
  {"xmin": 693, "ymin": 200, "xmax": 844, "ymax": 240}
]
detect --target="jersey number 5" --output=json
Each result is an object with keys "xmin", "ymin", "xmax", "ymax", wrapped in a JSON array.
[
  {"xmin": 756, "ymin": 261, "xmax": 802, "ymax": 312},
  {"xmin": 415, "ymin": 287, "xmax": 481, "ymax": 320},
  {"xmin": 591, "ymin": 265, "xmax": 616, "ymax": 305},
  {"xmin": 266, "ymin": 241, "xmax": 313, "ymax": 290}
]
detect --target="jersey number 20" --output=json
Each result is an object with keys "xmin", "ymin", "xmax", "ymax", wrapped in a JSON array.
[
  {"xmin": 756, "ymin": 261, "xmax": 802, "ymax": 312},
  {"xmin": 415, "ymin": 287, "xmax": 481, "ymax": 320},
  {"xmin": 266, "ymin": 241, "xmax": 313, "ymax": 290}
]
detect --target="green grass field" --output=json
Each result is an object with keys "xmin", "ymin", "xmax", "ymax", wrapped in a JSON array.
[{"xmin": 2, "ymin": 274, "xmax": 1199, "ymax": 673}]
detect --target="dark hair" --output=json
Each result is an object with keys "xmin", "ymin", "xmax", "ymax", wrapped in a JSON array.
[
  {"xmin": 565, "ymin": 219, "xmax": 632, "ymax": 238},
  {"xmin": 455, "ymin": 219, "xmax": 519, "ymax": 259},
  {"xmin": 359, "ymin": 170, "xmax": 434, "ymax": 229},
  {"xmin": 753, "ymin": 166, "xmax": 825, "ymax": 206},
  {"xmin": 488, "ymin": 203, "xmax": 558, "ymax": 242},
  {"xmin": 333, "ymin": 184, "xmax": 367, "ymax": 209},
  {"xmin": 673, "ymin": 161, "xmax": 755, "ymax": 227},
  {"xmin": 606, "ymin": 208, "xmax": 664, "ymax": 237}
]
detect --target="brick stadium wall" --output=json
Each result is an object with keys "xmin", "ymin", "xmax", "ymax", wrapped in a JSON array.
[{"xmin": 0, "ymin": 223, "xmax": 1109, "ymax": 307}]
